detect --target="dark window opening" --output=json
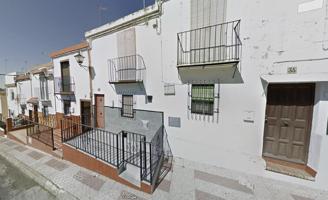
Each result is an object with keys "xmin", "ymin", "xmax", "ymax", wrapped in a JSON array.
[
  {"xmin": 147, "ymin": 95, "xmax": 153, "ymax": 103},
  {"xmin": 60, "ymin": 61, "xmax": 71, "ymax": 93},
  {"xmin": 63, "ymin": 100, "xmax": 71, "ymax": 115},
  {"xmin": 40, "ymin": 74, "xmax": 49, "ymax": 100},
  {"xmin": 11, "ymin": 90, "xmax": 14, "ymax": 100},
  {"xmin": 42, "ymin": 106, "xmax": 49, "ymax": 117},
  {"xmin": 122, "ymin": 95, "xmax": 133, "ymax": 117},
  {"xmin": 191, "ymin": 84, "xmax": 214, "ymax": 115}
]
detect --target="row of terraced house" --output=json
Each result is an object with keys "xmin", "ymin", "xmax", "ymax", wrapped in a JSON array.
[{"xmin": 2, "ymin": 0, "xmax": 328, "ymax": 193}]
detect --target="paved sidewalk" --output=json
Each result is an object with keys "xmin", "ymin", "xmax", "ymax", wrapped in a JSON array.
[
  {"xmin": 0, "ymin": 154, "xmax": 55, "ymax": 200},
  {"xmin": 0, "ymin": 136, "xmax": 327, "ymax": 200}
]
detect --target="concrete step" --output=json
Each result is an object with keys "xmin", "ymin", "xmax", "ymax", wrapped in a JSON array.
[{"xmin": 119, "ymin": 163, "xmax": 141, "ymax": 187}]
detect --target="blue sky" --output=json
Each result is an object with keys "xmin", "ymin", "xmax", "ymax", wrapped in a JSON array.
[{"xmin": 0, "ymin": 0, "xmax": 154, "ymax": 87}]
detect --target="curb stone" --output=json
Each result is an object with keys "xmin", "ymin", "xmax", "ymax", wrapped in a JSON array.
[{"xmin": 0, "ymin": 141, "xmax": 79, "ymax": 200}]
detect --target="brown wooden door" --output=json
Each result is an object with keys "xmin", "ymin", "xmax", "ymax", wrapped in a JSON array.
[
  {"xmin": 33, "ymin": 105, "xmax": 39, "ymax": 123},
  {"xmin": 95, "ymin": 95, "xmax": 105, "ymax": 128},
  {"xmin": 263, "ymin": 84, "xmax": 314, "ymax": 164}
]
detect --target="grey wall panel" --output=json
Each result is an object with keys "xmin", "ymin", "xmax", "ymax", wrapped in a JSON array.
[{"xmin": 105, "ymin": 107, "xmax": 163, "ymax": 141}]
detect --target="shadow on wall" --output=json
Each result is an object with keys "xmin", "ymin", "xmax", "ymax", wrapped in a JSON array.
[
  {"xmin": 105, "ymin": 107, "xmax": 163, "ymax": 140},
  {"xmin": 56, "ymin": 94, "xmax": 76, "ymax": 102},
  {"xmin": 260, "ymin": 78, "xmax": 269, "ymax": 98},
  {"xmin": 113, "ymin": 83, "xmax": 146, "ymax": 95},
  {"xmin": 178, "ymin": 65, "xmax": 244, "ymax": 84}
]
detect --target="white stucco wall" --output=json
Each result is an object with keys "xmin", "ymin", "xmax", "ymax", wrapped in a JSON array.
[
  {"xmin": 30, "ymin": 72, "xmax": 56, "ymax": 115},
  {"xmin": 52, "ymin": 49, "xmax": 90, "ymax": 116},
  {"xmin": 87, "ymin": 0, "xmax": 328, "ymax": 189},
  {"xmin": 16, "ymin": 79, "xmax": 32, "ymax": 116},
  {"xmin": 5, "ymin": 72, "xmax": 18, "ymax": 118}
]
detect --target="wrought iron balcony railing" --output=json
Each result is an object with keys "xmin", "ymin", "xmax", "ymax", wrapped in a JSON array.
[
  {"xmin": 54, "ymin": 77, "xmax": 75, "ymax": 94},
  {"xmin": 108, "ymin": 54, "xmax": 146, "ymax": 83},
  {"xmin": 177, "ymin": 20, "xmax": 242, "ymax": 67}
]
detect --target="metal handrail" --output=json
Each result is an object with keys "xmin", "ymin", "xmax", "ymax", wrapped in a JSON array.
[
  {"xmin": 61, "ymin": 118, "xmax": 169, "ymax": 187},
  {"xmin": 178, "ymin": 19, "xmax": 241, "ymax": 35},
  {"xmin": 26, "ymin": 119, "xmax": 55, "ymax": 150}
]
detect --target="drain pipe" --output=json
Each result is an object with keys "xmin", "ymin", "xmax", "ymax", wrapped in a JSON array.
[{"xmin": 87, "ymin": 41, "xmax": 94, "ymax": 127}]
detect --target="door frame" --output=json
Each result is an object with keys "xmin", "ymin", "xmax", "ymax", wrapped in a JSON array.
[
  {"xmin": 94, "ymin": 94, "xmax": 105, "ymax": 128},
  {"xmin": 33, "ymin": 104, "xmax": 39, "ymax": 123},
  {"xmin": 262, "ymin": 83, "xmax": 315, "ymax": 165},
  {"xmin": 80, "ymin": 99, "xmax": 91, "ymax": 126}
]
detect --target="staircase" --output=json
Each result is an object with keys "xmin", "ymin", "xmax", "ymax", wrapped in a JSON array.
[{"xmin": 119, "ymin": 163, "xmax": 141, "ymax": 187}]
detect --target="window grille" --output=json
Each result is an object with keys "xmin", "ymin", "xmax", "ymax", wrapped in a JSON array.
[
  {"xmin": 190, "ymin": 84, "xmax": 214, "ymax": 115},
  {"xmin": 121, "ymin": 95, "xmax": 134, "ymax": 118}
]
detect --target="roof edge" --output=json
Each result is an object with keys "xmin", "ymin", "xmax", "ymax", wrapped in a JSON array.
[
  {"xmin": 49, "ymin": 41, "xmax": 89, "ymax": 59},
  {"xmin": 85, "ymin": 3, "xmax": 161, "ymax": 39}
]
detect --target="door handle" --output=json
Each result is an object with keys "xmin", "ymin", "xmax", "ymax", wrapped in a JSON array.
[{"xmin": 283, "ymin": 121, "xmax": 289, "ymax": 126}]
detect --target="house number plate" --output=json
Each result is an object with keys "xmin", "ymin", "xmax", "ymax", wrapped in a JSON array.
[{"xmin": 287, "ymin": 66, "xmax": 297, "ymax": 74}]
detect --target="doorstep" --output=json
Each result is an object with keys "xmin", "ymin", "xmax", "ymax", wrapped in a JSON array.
[{"xmin": 264, "ymin": 157, "xmax": 316, "ymax": 181}]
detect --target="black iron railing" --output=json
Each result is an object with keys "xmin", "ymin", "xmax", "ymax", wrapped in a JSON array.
[
  {"xmin": 141, "ymin": 126, "xmax": 164, "ymax": 184},
  {"xmin": 61, "ymin": 119, "xmax": 169, "ymax": 188},
  {"xmin": 54, "ymin": 77, "xmax": 75, "ymax": 94},
  {"xmin": 61, "ymin": 119, "xmax": 120, "ymax": 166},
  {"xmin": 108, "ymin": 54, "xmax": 146, "ymax": 83},
  {"xmin": 177, "ymin": 20, "xmax": 242, "ymax": 66},
  {"xmin": 119, "ymin": 131, "xmax": 146, "ymax": 168},
  {"xmin": 12, "ymin": 117, "xmax": 31, "ymax": 129},
  {"xmin": 26, "ymin": 119, "xmax": 55, "ymax": 150}
]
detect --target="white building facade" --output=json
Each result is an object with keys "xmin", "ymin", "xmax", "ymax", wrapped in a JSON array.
[
  {"xmin": 50, "ymin": 42, "xmax": 91, "ymax": 125},
  {"xmin": 84, "ymin": 0, "xmax": 328, "ymax": 190},
  {"xmin": 5, "ymin": 72, "xmax": 19, "ymax": 118},
  {"xmin": 4, "ymin": 63, "xmax": 56, "ymax": 125}
]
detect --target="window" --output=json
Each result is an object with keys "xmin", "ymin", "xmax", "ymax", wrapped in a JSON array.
[
  {"xmin": 21, "ymin": 104, "xmax": 26, "ymax": 115},
  {"xmin": 42, "ymin": 106, "xmax": 49, "ymax": 117},
  {"xmin": 63, "ymin": 100, "xmax": 71, "ymax": 115},
  {"xmin": 191, "ymin": 84, "xmax": 214, "ymax": 115},
  {"xmin": 40, "ymin": 75, "xmax": 49, "ymax": 100},
  {"xmin": 61, "ymin": 61, "xmax": 71, "ymax": 92},
  {"xmin": 11, "ymin": 90, "xmax": 14, "ymax": 100},
  {"xmin": 122, "ymin": 95, "xmax": 133, "ymax": 117}
]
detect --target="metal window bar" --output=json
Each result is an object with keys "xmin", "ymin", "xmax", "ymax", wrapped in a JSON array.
[
  {"xmin": 121, "ymin": 95, "xmax": 134, "ymax": 118},
  {"xmin": 190, "ymin": 84, "xmax": 215, "ymax": 115},
  {"xmin": 54, "ymin": 77, "xmax": 75, "ymax": 94},
  {"xmin": 177, "ymin": 20, "xmax": 242, "ymax": 66}
]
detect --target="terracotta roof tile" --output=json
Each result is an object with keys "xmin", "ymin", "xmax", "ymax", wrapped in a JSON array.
[{"xmin": 49, "ymin": 41, "xmax": 89, "ymax": 58}]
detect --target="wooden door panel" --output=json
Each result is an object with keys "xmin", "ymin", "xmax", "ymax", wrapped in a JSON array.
[
  {"xmin": 95, "ymin": 95, "xmax": 105, "ymax": 128},
  {"xmin": 263, "ymin": 84, "xmax": 314, "ymax": 164}
]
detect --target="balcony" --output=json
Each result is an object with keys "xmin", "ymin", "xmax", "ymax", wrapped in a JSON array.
[
  {"xmin": 177, "ymin": 20, "xmax": 242, "ymax": 68},
  {"xmin": 54, "ymin": 77, "xmax": 75, "ymax": 95},
  {"xmin": 108, "ymin": 54, "xmax": 146, "ymax": 84}
]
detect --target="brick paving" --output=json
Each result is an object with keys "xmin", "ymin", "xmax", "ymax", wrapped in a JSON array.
[
  {"xmin": 14, "ymin": 145, "xmax": 28, "ymax": 152},
  {"xmin": 73, "ymin": 170, "xmax": 106, "ymax": 191},
  {"xmin": 27, "ymin": 150, "xmax": 45, "ymax": 160},
  {"xmin": 45, "ymin": 158, "xmax": 69, "ymax": 171},
  {"xmin": 0, "ymin": 136, "xmax": 328, "ymax": 200}
]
